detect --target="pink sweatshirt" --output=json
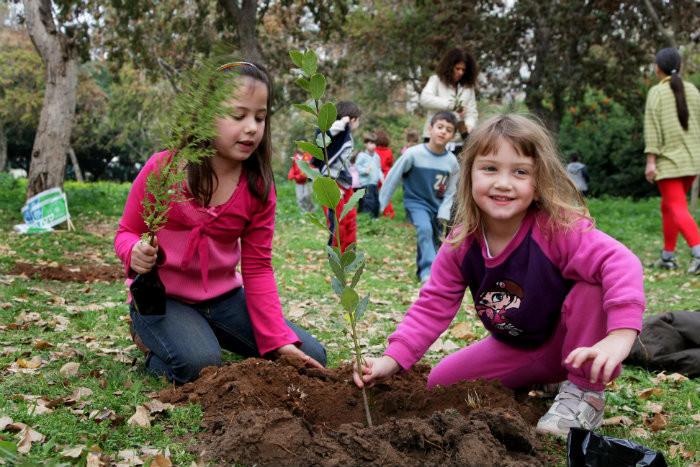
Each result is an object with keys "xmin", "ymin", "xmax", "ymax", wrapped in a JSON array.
[
  {"xmin": 115, "ymin": 151, "xmax": 299, "ymax": 355},
  {"xmin": 385, "ymin": 210, "xmax": 645, "ymax": 371}
]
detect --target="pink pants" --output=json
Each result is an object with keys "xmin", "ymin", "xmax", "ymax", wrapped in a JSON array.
[{"xmin": 428, "ymin": 282, "xmax": 616, "ymax": 392}]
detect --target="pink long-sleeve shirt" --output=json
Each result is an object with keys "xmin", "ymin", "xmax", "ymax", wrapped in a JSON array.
[
  {"xmin": 115, "ymin": 151, "xmax": 299, "ymax": 355},
  {"xmin": 385, "ymin": 210, "xmax": 645, "ymax": 371}
]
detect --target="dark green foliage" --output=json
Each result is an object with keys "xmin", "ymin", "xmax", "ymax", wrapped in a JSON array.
[{"xmin": 558, "ymin": 86, "xmax": 656, "ymax": 199}]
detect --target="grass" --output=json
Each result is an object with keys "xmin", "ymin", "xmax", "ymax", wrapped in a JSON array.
[{"xmin": 0, "ymin": 171, "xmax": 699, "ymax": 466}]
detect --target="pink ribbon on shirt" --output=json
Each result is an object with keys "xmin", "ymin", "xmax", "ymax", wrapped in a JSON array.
[{"xmin": 180, "ymin": 223, "xmax": 211, "ymax": 292}]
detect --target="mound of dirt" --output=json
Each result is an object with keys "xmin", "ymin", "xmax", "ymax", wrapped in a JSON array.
[
  {"xmin": 9, "ymin": 262, "xmax": 124, "ymax": 282},
  {"xmin": 159, "ymin": 357, "xmax": 555, "ymax": 466}
]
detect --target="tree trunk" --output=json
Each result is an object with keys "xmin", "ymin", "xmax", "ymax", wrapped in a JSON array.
[
  {"xmin": 218, "ymin": 0, "xmax": 262, "ymax": 62},
  {"xmin": 22, "ymin": 0, "xmax": 79, "ymax": 200},
  {"xmin": 0, "ymin": 124, "xmax": 7, "ymax": 173},
  {"xmin": 67, "ymin": 147, "xmax": 84, "ymax": 182}
]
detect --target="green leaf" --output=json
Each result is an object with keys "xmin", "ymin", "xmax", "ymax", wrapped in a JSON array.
[
  {"xmin": 302, "ymin": 50, "xmax": 318, "ymax": 76},
  {"xmin": 296, "ymin": 159, "xmax": 319, "ymax": 181},
  {"xmin": 348, "ymin": 249, "xmax": 364, "ymax": 272},
  {"xmin": 326, "ymin": 245, "xmax": 340, "ymax": 264},
  {"xmin": 305, "ymin": 212, "xmax": 328, "ymax": 231},
  {"xmin": 328, "ymin": 254, "xmax": 346, "ymax": 284},
  {"xmin": 295, "ymin": 77, "xmax": 310, "ymax": 91},
  {"xmin": 355, "ymin": 293, "xmax": 370, "ymax": 321},
  {"xmin": 331, "ymin": 276, "xmax": 344, "ymax": 297},
  {"xmin": 310, "ymin": 73, "xmax": 326, "ymax": 100},
  {"xmin": 341, "ymin": 286, "xmax": 359, "ymax": 313},
  {"xmin": 350, "ymin": 258, "xmax": 365, "ymax": 288},
  {"xmin": 340, "ymin": 188, "xmax": 365, "ymax": 222},
  {"xmin": 315, "ymin": 132, "xmax": 328, "ymax": 148},
  {"xmin": 292, "ymin": 103, "xmax": 317, "ymax": 116},
  {"xmin": 313, "ymin": 176, "xmax": 341, "ymax": 209},
  {"xmin": 317, "ymin": 103, "xmax": 337, "ymax": 132},
  {"xmin": 289, "ymin": 50, "xmax": 304, "ymax": 68},
  {"xmin": 296, "ymin": 141, "xmax": 324, "ymax": 161},
  {"xmin": 340, "ymin": 250, "xmax": 356, "ymax": 268}
]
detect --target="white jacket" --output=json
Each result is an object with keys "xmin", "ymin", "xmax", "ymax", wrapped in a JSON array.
[{"xmin": 419, "ymin": 74, "xmax": 477, "ymax": 144}]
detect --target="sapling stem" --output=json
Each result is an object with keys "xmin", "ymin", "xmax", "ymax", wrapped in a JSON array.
[{"xmin": 290, "ymin": 48, "xmax": 373, "ymax": 427}]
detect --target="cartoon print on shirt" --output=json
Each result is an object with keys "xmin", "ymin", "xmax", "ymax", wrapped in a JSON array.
[{"xmin": 476, "ymin": 279, "xmax": 525, "ymax": 336}]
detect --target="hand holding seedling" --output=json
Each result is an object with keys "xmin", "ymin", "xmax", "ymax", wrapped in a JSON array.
[
  {"xmin": 353, "ymin": 355, "xmax": 400, "ymax": 389},
  {"xmin": 130, "ymin": 238, "xmax": 159, "ymax": 274}
]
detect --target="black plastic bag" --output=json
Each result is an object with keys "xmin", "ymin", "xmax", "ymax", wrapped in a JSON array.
[
  {"xmin": 130, "ymin": 266, "xmax": 166, "ymax": 316},
  {"xmin": 568, "ymin": 427, "xmax": 667, "ymax": 467}
]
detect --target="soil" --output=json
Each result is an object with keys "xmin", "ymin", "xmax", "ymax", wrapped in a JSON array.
[
  {"xmin": 8, "ymin": 261, "xmax": 124, "ymax": 283},
  {"xmin": 159, "ymin": 356, "xmax": 557, "ymax": 466},
  {"xmin": 6, "ymin": 263, "xmax": 558, "ymax": 465}
]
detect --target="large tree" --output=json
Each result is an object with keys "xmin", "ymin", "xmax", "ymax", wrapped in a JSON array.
[
  {"xmin": 490, "ymin": 0, "xmax": 700, "ymax": 134},
  {"xmin": 20, "ymin": 0, "xmax": 85, "ymax": 198},
  {"xmin": 0, "ymin": 25, "xmax": 44, "ymax": 172}
]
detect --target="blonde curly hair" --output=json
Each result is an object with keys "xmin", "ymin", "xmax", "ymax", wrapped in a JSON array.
[{"xmin": 447, "ymin": 113, "xmax": 591, "ymax": 248}]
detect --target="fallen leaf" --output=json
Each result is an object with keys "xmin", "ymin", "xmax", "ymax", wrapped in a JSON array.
[
  {"xmin": 86, "ymin": 451, "xmax": 101, "ymax": 467},
  {"xmin": 638, "ymin": 388, "xmax": 664, "ymax": 400},
  {"xmin": 127, "ymin": 406, "xmax": 151, "ymax": 428},
  {"xmin": 143, "ymin": 400, "xmax": 175, "ymax": 414},
  {"xmin": 630, "ymin": 427, "xmax": 649, "ymax": 439},
  {"xmin": 450, "ymin": 322, "xmax": 472, "ymax": 339},
  {"xmin": 0, "ymin": 415, "xmax": 13, "ymax": 430},
  {"xmin": 644, "ymin": 402, "xmax": 664, "ymax": 414},
  {"xmin": 59, "ymin": 362, "xmax": 80, "ymax": 377},
  {"xmin": 442, "ymin": 339, "xmax": 460, "ymax": 352},
  {"xmin": 603, "ymin": 415, "xmax": 634, "ymax": 426},
  {"xmin": 16, "ymin": 426, "xmax": 46, "ymax": 453},
  {"xmin": 691, "ymin": 414, "xmax": 700, "ymax": 422},
  {"xmin": 34, "ymin": 340, "xmax": 53, "ymax": 350},
  {"xmin": 17, "ymin": 356, "xmax": 42, "ymax": 369},
  {"xmin": 61, "ymin": 445, "xmax": 86, "ymax": 458},
  {"xmin": 147, "ymin": 454, "xmax": 172, "ymax": 467},
  {"xmin": 666, "ymin": 373, "xmax": 688, "ymax": 382},
  {"xmin": 648, "ymin": 412, "xmax": 668, "ymax": 432}
]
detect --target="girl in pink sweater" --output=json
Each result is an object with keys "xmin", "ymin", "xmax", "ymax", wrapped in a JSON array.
[
  {"xmin": 115, "ymin": 62, "xmax": 326, "ymax": 384},
  {"xmin": 354, "ymin": 114, "xmax": 644, "ymax": 438}
]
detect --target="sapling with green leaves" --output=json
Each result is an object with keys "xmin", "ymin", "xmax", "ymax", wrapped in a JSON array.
[{"xmin": 289, "ymin": 49, "xmax": 374, "ymax": 427}]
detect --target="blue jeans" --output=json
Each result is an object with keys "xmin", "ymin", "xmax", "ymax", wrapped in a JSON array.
[
  {"xmin": 406, "ymin": 207, "xmax": 442, "ymax": 280},
  {"xmin": 130, "ymin": 287, "xmax": 327, "ymax": 385}
]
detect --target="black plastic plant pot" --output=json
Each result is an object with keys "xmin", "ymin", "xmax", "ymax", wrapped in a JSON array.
[{"xmin": 130, "ymin": 266, "xmax": 166, "ymax": 316}]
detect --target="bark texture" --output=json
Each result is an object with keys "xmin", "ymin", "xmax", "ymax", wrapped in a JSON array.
[{"xmin": 22, "ymin": 0, "xmax": 79, "ymax": 199}]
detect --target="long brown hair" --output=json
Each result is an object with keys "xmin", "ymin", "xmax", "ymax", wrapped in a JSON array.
[
  {"xmin": 435, "ymin": 47, "xmax": 478, "ymax": 88},
  {"xmin": 447, "ymin": 114, "xmax": 590, "ymax": 248},
  {"xmin": 655, "ymin": 47, "xmax": 688, "ymax": 131},
  {"xmin": 187, "ymin": 61, "xmax": 274, "ymax": 206}
]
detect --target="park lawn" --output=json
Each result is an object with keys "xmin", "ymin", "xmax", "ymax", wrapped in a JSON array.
[{"xmin": 0, "ymin": 172, "xmax": 698, "ymax": 466}]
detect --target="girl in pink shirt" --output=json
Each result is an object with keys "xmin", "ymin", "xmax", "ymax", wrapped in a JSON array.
[
  {"xmin": 354, "ymin": 114, "xmax": 644, "ymax": 438},
  {"xmin": 115, "ymin": 62, "xmax": 326, "ymax": 384}
]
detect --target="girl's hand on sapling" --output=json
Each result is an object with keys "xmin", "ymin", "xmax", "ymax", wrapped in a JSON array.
[
  {"xmin": 565, "ymin": 328, "xmax": 638, "ymax": 385},
  {"xmin": 130, "ymin": 237, "xmax": 159, "ymax": 274},
  {"xmin": 353, "ymin": 355, "xmax": 400, "ymax": 388}
]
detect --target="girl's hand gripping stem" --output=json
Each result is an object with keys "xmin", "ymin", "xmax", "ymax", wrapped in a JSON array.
[{"xmin": 353, "ymin": 355, "xmax": 401, "ymax": 388}]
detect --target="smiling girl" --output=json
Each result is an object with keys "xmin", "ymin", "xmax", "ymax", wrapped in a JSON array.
[
  {"xmin": 115, "ymin": 62, "xmax": 326, "ymax": 385},
  {"xmin": 355, "ymin": 114, "xmax": 645, "ymax": 439}
]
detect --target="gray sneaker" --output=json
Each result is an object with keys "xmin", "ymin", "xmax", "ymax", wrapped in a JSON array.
[
  {"xmin": 651, "ymin": 257, "xmax": 679, "ymax": 269},
  {"xmin": 535, "ymin": 381, "xmax": 605, "ymax": 438},
  {"xmin": 687, "ymin": 257, "xmax": 700, "ymax": 275}
]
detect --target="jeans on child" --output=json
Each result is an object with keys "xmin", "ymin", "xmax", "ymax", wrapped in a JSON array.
[
  {"xmin": 359, "ymin": 184, "xmax": 379, "ymax": 218},
  {"xmin": 130, "ymin": 286, "xmax": 327, "ymax": 385},
  {"xmin": 406, "ymin": 207, "xmax": 442, "ymax": 280}
]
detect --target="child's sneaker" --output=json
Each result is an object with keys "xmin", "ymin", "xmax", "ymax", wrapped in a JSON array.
[
  {"xmin": 687, "ymin": 257, "xmax": 700, "ymax": 275},
  {"xmin": 529, "ymin": 382, "xmax": 563, "ymax": 398},
  {"xmin": 535, "ymin": 381, "xmax": 605, "ymax": 438},
  {"xmin": 650, "ymin": 256, "xmax": 679, "ymax": 269}
]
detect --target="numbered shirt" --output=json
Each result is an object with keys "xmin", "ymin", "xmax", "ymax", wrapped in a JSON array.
[{"xmin": 379, "ymin": 143, "xmax": 459, "ymax": 220}]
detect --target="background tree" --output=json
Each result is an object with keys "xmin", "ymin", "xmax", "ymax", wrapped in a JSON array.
[
  {"xmin": 19, "ymin": 0, "xmax": 94, "ymax": 198},
  {"xmin": 0, "ymin": 24, "xmax": 44, "ymax": 172}
]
